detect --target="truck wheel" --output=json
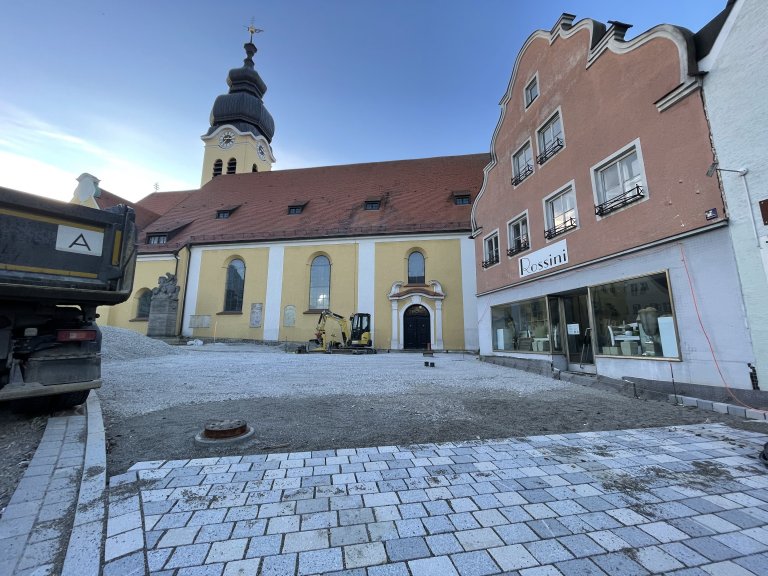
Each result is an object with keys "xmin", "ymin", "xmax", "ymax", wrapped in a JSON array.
[{"xmin": 53, "ymin": 390, "xmax": 90, "ymax": 409}]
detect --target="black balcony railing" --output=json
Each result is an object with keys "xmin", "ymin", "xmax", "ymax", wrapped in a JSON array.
[
  {"xmin": 594, "ymin": 184, "xmax": 645, "ymax": 216},
  {"xmin": 507, "ymin": 236, "xmax": 530, "ymax": 257},
  {"xmin": 481, "ymin": 251, "xmax": 500, "ymax": 268},
  {"xmin": 511, "ymin": 164, "xmax": 533, "ymax": 186},
  {"xmin": 544, "ymin": 217, "xmax": 577, "ymax": 240},
  {"xmin": 536, "ymin": 137, "xmax": 563, "ymax": 165}
]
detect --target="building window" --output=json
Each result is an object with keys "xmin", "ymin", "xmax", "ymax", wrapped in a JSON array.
[
  {"xmin": 511, "ymin": 142, "xmax": 534, "ymax": 186},
  {"xmin": 227, "ymin": 158, "xmax": 237, "ymax": 174},
  {"xmin": 537, "ymin": 113, "xmax": 564, "ymax": 165},
  {"xmin": 216, "ymin": 210, "xmax": 231, "ymax": 219},
  {"xmin": 591, "ymin": 272, "xmax": 679, "ymax": 358},
  {"xmin": 135, "ymin": 289, "xmax": 151, "ymax": 320},
  {"xmin": 482, "ymin": 233, "xmax": 500, "ymax": 268},
  {"xmin": 213, "ymin": 160, "xmax": 223, "ymax": 178},
  {"xmin": 288, "ymin": 205, "xmax": 304, "ymax": 215},
  {"xmin": 544, "ymin": 186, "xmax": 577, "ymax": 239},
  {"xmin": 507, "ymin": 216, "xmax": 529, "ymax": 256},
  {"xmin": 491, "ymin": 297, "xmax": 553, "ymax": 352},
  {"xmin": 223, "ymin": 259, "xmax": 245, "ymax": 312},
  {"xmin": 594, "ymin": 148, "xmax": 645, "ymax": 216},
  {"xmin": 147, "ymin": 234, "xmax": 167, "ymax": 245},
  {"xmin": 364, "ymin": 200, "xmax": 381, "ymax": 210},
  {"xmin": 525, "ymin": 76, "xmax": 538, "ymax": 107},
  {"xmin": 252, "ymin": 164, "xmax": 258, "ymax": 172},
  {"xmin": 309, "ymin": 255, "xmax": 331, "ymax": 310},
  {"xmin": 453, "ymin": 194, "xmax": 471, "ymax": 205},
  {"xmin": 408, "ymin": 251, "xmax": 425, "ymax": 284}
]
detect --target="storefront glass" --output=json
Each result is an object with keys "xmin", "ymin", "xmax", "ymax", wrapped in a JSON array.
[
  {"xmin": 590, "ymin": 271, "xmax": 679, "ymax": 358},
  {"xmin": 491, "ymin": 297, "xmax": 551, "ymax": 352}
]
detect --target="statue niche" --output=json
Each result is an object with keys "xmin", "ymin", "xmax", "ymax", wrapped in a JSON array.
[{"xmin": 147, "ymin": 273, "xmax": 180, "ymax": 338}]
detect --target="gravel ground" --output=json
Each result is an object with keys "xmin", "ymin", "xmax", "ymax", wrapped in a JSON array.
[{"xmin": 99, "ymin": 328, "xmax": 768, "ymax": 475}]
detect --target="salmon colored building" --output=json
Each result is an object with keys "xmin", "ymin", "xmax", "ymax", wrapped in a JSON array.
[{"xmin": 472, "ymin": 12, "xmax": 757, "ymax": 394}]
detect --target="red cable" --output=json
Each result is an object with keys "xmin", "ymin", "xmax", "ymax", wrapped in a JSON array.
[{"xmin": 678, "ymin": 243, "xmax": 765, "ymax": 414}]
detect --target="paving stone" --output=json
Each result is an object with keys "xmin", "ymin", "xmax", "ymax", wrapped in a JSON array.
[
  {"xmin": 558, "ymin": 534, "xmax": 606, "ymax": 558},
  {"xmin": 495, "ymin": 522, "xmax": 539, "ymax": 544},
  {"xmin": 206, "ymin": 538, "xmax": 248, "ymax": 564},
  {"xmin": 527, "ymin": 518, "xmax": 571, "ymax": 538},
  {"xmin": 344, "ymin": 542, "xmax": 387, "ymax": 568},
  {"xmin": 426, "ymin": 533, "xmax": 464, "ymax": 555},
  {"xmin": 282, "ymin": 529, "xmax": 329, "ymax": 553},
  {"xmin": 165, "ymin": 543, "xmax": 212, "ymax": 569},
  {"xmin": 489, "ymin": 543, "xmax": 539, "ymax": 571},
  {"xmin": 368, "ymin": 521, "xmax": 400, "ymax": 542},
  {"xmin": 385, "ymin": 536, "xmax": 431, "ymax": 561},
  {"xmin": 222, "ymin": 557, "xmax": 261, "ymax": 575},
  {"xmin": 524, "ymin": 539, "xmax": 574, "ymax": 564},
  {"xmin": 330, "ymin": 524, "xmax": 369, "ymax": 547},
  {"xmin": 195, "ymin": 523, "xmax": 234, "ymax": 544},
  {"xmin": 634, "ymin": 545, "xmax": 684, "ymax": 573},
  {"xmin": 339, "ymin": 508, "xmax": 374, "ymax": 526},
  {"xmin": 638, "ymin": 521, "xmax": 689, "ymax": 543},
  {"xmin": 407, "ymin": 555, "xmax": 459, "ymax": 576},
  {"xmin": 297, "ymin": 547, "xmax": 343, "ymax": 575},
  {"xmin": 591, "ymin": 552, "xmax": 650, "ymax": 575},
  {"xmin": 712, "ymin": 532, "xmax": 768, "ymax": 555},
  {"xmin": 104, "ymin": 527, "xmax": 145, "ymax": 562},
  {"xmin": 450, "ymin": 550, "xmax": 500, "ymax": 576},
  {"xmin": 260, "ymin": 552, "xmax": 297, "ymax": 576},
  {"xmin": 422, "ymin": 515, "xmax": 455, "ymax": 535},
  {"xmin": 555, "ymin": 558, "xmax": 608, "ymax": 576},
  {"xmin": 455, "ymin": 528, "xmax": 504, "ymax": 551},
  {"xmin": 245, "ymin": 534, "xmax": 282, "ymax": 558},
  {"xmin": 158, "ymin": 526, "xmax": 201, "ymax": 548}
]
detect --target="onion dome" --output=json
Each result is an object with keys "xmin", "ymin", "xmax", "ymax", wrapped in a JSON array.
[{"xmin": 206, "ymin": 42, "xmax": 275, "ymax": 142}]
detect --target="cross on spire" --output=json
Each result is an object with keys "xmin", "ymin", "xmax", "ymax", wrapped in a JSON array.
[{"xmin": 246, "ymin": 20, "xmax": 263, "ymax": 43}]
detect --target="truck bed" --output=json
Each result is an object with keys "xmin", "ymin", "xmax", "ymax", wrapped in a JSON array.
[{"xmin": 0, "ymin": 187, "xmax": 136, "ymax": 306}]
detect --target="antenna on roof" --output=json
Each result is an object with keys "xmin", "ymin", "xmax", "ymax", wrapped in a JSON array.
[{"xmin": 154, "ymin": 182, "xmax": 159, "ymax": 192}]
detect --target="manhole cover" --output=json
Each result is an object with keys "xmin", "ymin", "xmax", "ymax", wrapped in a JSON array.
[{"xmin": 203, "ymin": 418, "xmax": 248, "ymax": 439}]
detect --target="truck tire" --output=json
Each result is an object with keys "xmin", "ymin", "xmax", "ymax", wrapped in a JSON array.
[{"xmin": 52, "ymin": 390, "xmax": 90, "ymax": 409}]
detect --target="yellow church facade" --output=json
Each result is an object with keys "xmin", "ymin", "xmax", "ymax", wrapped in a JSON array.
[{"xmin": 88, "ymin": 39, "xmax": 486, "ymax": 350}]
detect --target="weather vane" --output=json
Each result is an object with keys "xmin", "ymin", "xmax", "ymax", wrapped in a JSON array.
[{"xmin": 246, "ymin": 18, "xmax": 263, "ymax": 43}]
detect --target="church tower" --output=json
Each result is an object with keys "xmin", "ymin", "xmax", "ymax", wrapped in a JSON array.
[{"xmin": 201, "ymin": 36, "xmax": 275, "ymax": 185}]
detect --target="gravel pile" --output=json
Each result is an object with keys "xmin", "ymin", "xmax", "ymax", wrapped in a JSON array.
[{"xmin": 100, "ymin": 326, "xmax": 184, "ymax": 361}]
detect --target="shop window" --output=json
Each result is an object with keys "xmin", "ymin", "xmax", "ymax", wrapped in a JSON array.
[
  {"xmin": 537, "ymin": 112, "xmax": 564, "ymax": 164},
  {"xmin": 309, "ymin": 255, "xmax": 331, "ymax": 310},
  {"xmin": 590, "ymin": 272, "xmax": 679, "ymax": 358},
  {"xmin": 594, "ymin": 146, "xmax": 645, "ymax": 216},
  {"xmin": 544, "ymin": 186, "xmax": 577, "ymax": 239},
  {"xmin": 227, "ymin": 158, "xmax": 237, "ymax": 174},
  {"xmin": 511, "ymin": 142, "xmax": 533, "ymax": 186},
  {"xmin": 482, "ymin": 233, "xmax": 499, "ymax": 268},
  {"xmin": 213, "ymin": 159, "xmax": 223, "ymax": 178},
  {"xmin": 407, "ymin": 251, "xmax": 425, "ymax": 284},
  {"xmin": 491, "ymin": 298, "xmax": 551, "ymax": 352},
  {"xmin": 223, "ymin": 259, "xmax": 245, "ymax": 312}
]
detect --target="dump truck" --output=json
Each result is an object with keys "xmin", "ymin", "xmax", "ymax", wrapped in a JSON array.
[{"xmin": 0, "ymin": 186, "xmax": 137, "ymax": 408}]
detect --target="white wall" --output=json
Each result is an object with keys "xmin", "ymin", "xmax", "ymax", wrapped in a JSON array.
[
  {"xmin": 477, "ymin": 228, "xmax": 755, "ymax": 389},
  {"xmin": 701, "ymin": 0, "xmax": 768, "ymax": 386}
]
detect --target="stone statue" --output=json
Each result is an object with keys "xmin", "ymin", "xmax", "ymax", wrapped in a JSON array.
[
  {"xmin": 152, "ymin": 273, "xmax": 180, "ymax": 299},
  {"xmin": 147, "ymin": 273, "xmax": 180, "ymax": 338}
]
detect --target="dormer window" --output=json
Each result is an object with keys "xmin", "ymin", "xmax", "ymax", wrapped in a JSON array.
[
  {"xmin": 288, "ymin": 205, "xmax": 304, "ymax": 215},
  {"xmin": 147, "ymin": 234, "xmax": 167, "ymax": 245},
  {"xmin": 216, "ymin": 210, "xmax": 232, "ymax": 219},
  {"xmin": 364, "ymin": 200, "xmax": 381, "ymax": 211},
  {"xmin": 453, "ymin": 192, "xmax": 471, "ymax": 205}
]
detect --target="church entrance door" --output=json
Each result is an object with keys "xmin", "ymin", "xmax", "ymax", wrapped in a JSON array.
[{"xmin": 404, "ymin": 305, "xmax": 431, "ymax": 349}]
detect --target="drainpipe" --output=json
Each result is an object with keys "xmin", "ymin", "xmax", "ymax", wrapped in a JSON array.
[{"xmin": 176, "ymin": 242, "xmax": 192, "ymax": 337}]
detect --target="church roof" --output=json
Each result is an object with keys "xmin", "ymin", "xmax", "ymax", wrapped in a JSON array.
[
  {"xmin": 93, "ymin": 188, "xmax": 162, "ymax": 232},
  {"xmin": 136, "ymin": 153, "xmax": 488, "ymax": 252}
]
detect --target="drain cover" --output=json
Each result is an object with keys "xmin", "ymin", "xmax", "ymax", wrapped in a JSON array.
[{"xmin": 203, "ymin": 418, "xmax": 249, "ymax": 439}]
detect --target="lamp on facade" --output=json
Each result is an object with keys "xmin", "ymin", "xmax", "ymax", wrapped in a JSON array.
[{"xmin": 706, "ymin": 162, "xmax": 759, "ymax": 247}]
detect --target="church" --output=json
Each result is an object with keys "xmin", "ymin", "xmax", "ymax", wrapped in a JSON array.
[{"xmin": 90, "ymin": 38, "xmax": 487, "ymax": 351}]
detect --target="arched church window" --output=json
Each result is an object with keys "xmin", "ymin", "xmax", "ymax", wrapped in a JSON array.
[
  {"xmin": 227, "ymin": 158, "xmax": 237, "ymax": 174},
  {"xmin": 309, "ymin": 255, "xmax": 331, "ymax": 310},
  {"xmin": 223, "ymin": 259, "xmax": 246, "ymax": 312},
  {"xmin": 408, "ymin": 251, "xmax": 425, "ymax": 284},
  {"xmin": 213, "ymin": 159, "xmax": 223, "ymax": 178}
]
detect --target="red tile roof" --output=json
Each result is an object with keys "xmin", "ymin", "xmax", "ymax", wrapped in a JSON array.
[
  {"xmin": 94, "ymin": 188, "xmax": 161, "ymax": 232},
  {"xmin": 138, "ymin": 154, "xmax": 488, "ymax": 252},
  {"xmin": 137, "ymin": 190, "xmax": 195, "ymax": 217}
]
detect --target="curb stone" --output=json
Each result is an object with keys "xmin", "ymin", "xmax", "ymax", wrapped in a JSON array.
[{"xmin": 669, "ymin": 394, "xmax": 768, "ymax": 421}]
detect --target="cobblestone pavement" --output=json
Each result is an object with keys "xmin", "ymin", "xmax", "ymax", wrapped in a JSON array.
[{"xmin": 103, "ymin": 423, "xmax": 768, "ymax": 576}]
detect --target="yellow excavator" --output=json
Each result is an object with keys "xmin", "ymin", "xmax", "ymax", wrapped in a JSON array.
[{"xmin": 308, "ymin": 310, "xmax": 375, "ymax": 353}]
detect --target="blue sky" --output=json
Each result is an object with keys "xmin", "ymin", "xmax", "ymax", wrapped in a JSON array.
[{"xmin": 0, "ymin": 1, "xmax": 726, "ymax": 202}]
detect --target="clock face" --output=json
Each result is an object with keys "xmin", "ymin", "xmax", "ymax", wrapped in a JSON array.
[
  {"xmin": 218, "ymin": 130, "xmax": 235, "ymax": 149},
  {"xmin": 257, "ymin": 143, "xmax": 266, "ymax": 160}
]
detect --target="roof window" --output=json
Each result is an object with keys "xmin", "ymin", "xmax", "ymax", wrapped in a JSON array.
[
  {"xmin": 364, "ymin": 200, "xmax": 381, "ymax": 211},
  {"xmin": 147, "ymin": 234, "xmax": 167, "ymax": 245}
]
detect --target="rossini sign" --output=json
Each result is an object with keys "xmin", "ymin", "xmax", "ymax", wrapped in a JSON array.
[{"xmin": 519, "ymin": 239, "xmax": 568, "ymax": 278}]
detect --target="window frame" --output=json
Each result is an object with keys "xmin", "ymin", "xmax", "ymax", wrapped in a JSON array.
[
  {"xmin": 222, "ymin": 258, "xmax": 246, "ymax": 313},
  {"xmin": 524, "ymin": 73, "xmax": 539, "ymax": 108},
  {"xmin": 134, "ymin": 289, "xmax": 152, "ymax": 320},
  {"xmin": 506, "ymin": 211, "xmax": 530, "ymax": 257},
  {"xmin": 542, "ymin": 181, "xmax": 578, "ymax": 241},
  {"xmin": 213, "ymin": 159, "xmax": 223, "ymax": 178},
  {"xmin": 308, "ymin": 255, "xmax": 331, "ymax": 311},
  {"xmin": 591, "ymin": 139, "xmax": 649, "ymax": 219},
  {"xmin": 481, "ymin": 229, "xmax": 500, "ymax": 269},
  {"xmin": 536, "ymin": 108, "xmax": 565, "ymax": 166},
  {"xmin": 216, "ymin": 210, "xmax": 231, "ymax": 219},
  {"xmin": 364, "ymin": 200, "xmax": 381, "ymax": 211},
  {"xmin": 511, "ymin": 140, "xmax": 534, "ymax": 186},
  {"xmin": 147, "ymin": 234, "xmax": 167, "ymax": 245},
  {"xmin": 407, "ymin": 251, "xmax": 426, "ymax": 284},
  {"xmin": 226, "ymin": 158, "xmax": 237, "ymax": 175},
  {"xmin": 453, "ymin": 194, "xmax": 471, "ymax": 205}
]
